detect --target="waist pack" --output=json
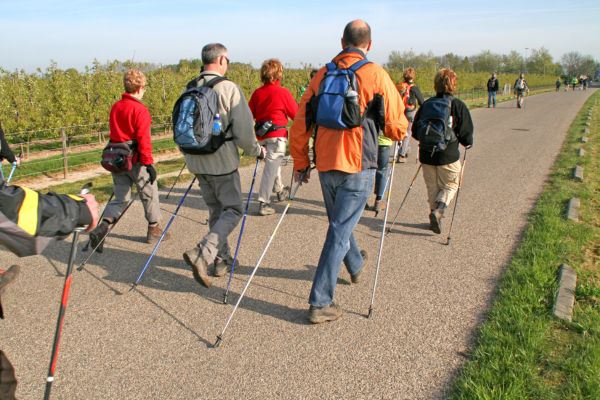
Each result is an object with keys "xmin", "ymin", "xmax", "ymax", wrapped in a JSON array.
[
  {"xmin": 254, "ymin": 120, "xmax": 287, "ymax": 137},
  {"xmin": 314, "ymin": 59, "xmax": 370, "ymax": 130},
  {"xmin": 413, "ymin": 96, "xmax": 457, "ymax": 156},
  {"xmin": 172, "ymin": 76, "xmax": 233, "ymax": 155},
  {"xmin": 101, "ymin": 141, "xmax": 135, "ymax": 173}
]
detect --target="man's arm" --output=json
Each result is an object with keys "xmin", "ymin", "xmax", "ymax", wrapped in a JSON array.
[
  {"xmin": 0, "ymin": 127, "xmax": 16, "ymax": 163},
  {"xmin": 379, "ymin": 69, "xmax": 408, "ymax": 142},
  {"xmin": 224, "ymin": 83, "xmax": 261, "ymax": 157}
]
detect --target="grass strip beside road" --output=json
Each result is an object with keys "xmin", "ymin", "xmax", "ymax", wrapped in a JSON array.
[{"xmin": 451, "ymin": 92, "xmax": 600, "ymax": 399}]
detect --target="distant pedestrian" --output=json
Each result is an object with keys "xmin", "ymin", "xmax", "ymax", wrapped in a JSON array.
[
  {"xmin": 487, "ymin": 73, "xmax": 499, "ymax": 107},
  {"xmin": 290, "ymin": 19, "xmax": 407, "ymax": 324},
  {"xmin": 249, "ymin": 59, "xmax": 298, "ymax": 216},
  {"xmin": 395, "ymin": 67, "xmax": 424, "ymax": 163},
  {"xmin": 514, "ymin": 73, "xmax": 529, "ymax": 108},
  {"xmin": 413, "ymin": 68, "xmax": 474, "ymax": 234},
  {"xmin": 555, "ymin": 78, "xmax": 561, "ymax": 92},
  {"xmin": 182, "ymin": 43, "xmax": 265, "ymax": 286},
  {"xmin": 89, "ymin": 69, "xmax": 166, "ymax": 252}
]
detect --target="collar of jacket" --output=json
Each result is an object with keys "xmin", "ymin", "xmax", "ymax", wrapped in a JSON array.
[
  {"xmin": 199, "ymin": 71, "xmax": 224, "ymax": 78},
  {"xmin": 121, "ymin": 92, "xmax": 144, "ymax": 104},
  {"xmin": 264, "ymin": 80, "xmax": 281, "ymax": 87},
  {"xmin": 332, "ymin": 48, "xmax": 367, "ymax": 68}
]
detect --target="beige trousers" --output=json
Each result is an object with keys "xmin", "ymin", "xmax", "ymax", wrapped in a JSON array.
[
  {"xmin": 257, "ymin": 137, "xmax": 287, "ymax": 204},
  {"xmin": 421, "ymin": 160, "xmax": 462, "ymax": 210}
]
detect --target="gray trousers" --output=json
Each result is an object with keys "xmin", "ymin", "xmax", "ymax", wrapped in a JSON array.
[
  {"xmin": 257, "ymin": 137, "xmax": 286, "ymax": 204},
  {"xmin": 194, "ymin": 171, "xmax": 243, "ymax": 264},
  {"xmin": 103, "ymin": 163, "xmax": 161, "ymax": 224}
]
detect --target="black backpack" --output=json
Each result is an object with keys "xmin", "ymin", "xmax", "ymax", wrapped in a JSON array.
[
  {"xmin": 413, "ymin": 95, "xmax": 457, "ymax": 156},
  {"xmin": 172, "ymin": 76, "xmax": 232, "ymax": 155}
]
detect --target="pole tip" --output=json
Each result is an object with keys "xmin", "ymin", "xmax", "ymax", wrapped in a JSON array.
[
  {"xmin": 214, "ymin": 336, "xmax": 223, "ymax": 348},
  {"xmin": 445, "ymin": 237, "xmax": 451, "ymax": 246},
  {"xmin": 367, "ymin": 307, "xmax": 374, "ymax": 319},
  {"xmin": 128, "ymin": 284, "xmax": 137, "ymax": 292},
  {"xmin": 222, "ymin": 294, "xmax": 228, "ymax": 304}
]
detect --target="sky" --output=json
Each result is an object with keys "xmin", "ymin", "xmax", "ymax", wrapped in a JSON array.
[{"xmin": 0, "ymin": 0, "xmax": 599, "ymax": 72}]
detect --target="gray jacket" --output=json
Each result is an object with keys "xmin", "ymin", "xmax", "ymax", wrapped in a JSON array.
[{"xmin": 184, "ymin": 72, "xmax": 261, "ymax": 175}]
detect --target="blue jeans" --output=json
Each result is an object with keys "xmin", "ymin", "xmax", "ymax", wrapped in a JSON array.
[
  {"xmin": 399, "ymin": 110, "xmax": 415, "ymax": 157},
  {"xmin": 309, "ymin": 169, "xmax": 375, "ymax": 307},
  {"xmin": 375, "ymin": 145, "xmax": 391, "ymax": 199},
  {"xmin": 487, "ymin": 91, "xmax": 497, "ymax": 107}
]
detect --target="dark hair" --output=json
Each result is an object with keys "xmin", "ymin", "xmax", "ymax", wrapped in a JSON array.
[
  {"xmin": 342, "ymin": 20, "xmax": 371, "ymax": 48},
  {"xmin": 201, "ymin": 43, "xmax": 227, "ymax": 64}
]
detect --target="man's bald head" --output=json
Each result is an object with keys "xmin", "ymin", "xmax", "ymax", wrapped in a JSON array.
[{"xmin": 342, "ymin": 20, "xmax": 371, "ymax": 49}]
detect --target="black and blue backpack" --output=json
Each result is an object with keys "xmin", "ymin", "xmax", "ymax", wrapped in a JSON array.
[
  {"xmin": 313, "ymin": 59, "xmax": 371, "ymax": 130},
  {"xmin": 172, "ymin": 76, "xmax": 232, "ymax": 155},
  {"xmin": 413, "ymin": 95, "xmax": 457, "ymax": 155}
]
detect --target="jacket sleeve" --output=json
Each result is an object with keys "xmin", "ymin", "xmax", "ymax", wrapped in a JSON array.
[
  {"xmin": 412, "ymin": 86, "xmax": 425, "ymax": 106},
  {"xmin": 226, "ymin": 83, "xmax": 261, "ymax": 157},
  {"xmin": 453, "ymin": 100, "xmax": 474, "ymax": 148},
  {"xmin": 379, "ymin": 68, "xmax": 408, "ymax": 142},
  {"xmin": 0, "ymin": 127, "xmax": 16, "ymax": 163},
  {"xmin": 289, "ymin": 69, "xmax": 323, "ymax": 172},
  {"xmin": 135, "ymin": 107, "xmax": 154, "ymax": 165}
]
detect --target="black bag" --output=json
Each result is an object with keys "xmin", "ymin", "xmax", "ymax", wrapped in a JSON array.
[
  {"xmin": 101, "ymin": 141, "xmax": 134, "ymax": 173},
  {"xmin": 254, "ymin": 120, "xmax": 286, "ymax": 137},
  {"xmin": 413, "ymin": 96, "xmax": 457, "ymax": 156}
]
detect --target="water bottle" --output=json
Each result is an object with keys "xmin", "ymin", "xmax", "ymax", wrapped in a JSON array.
[
  {"xmin": 212, "ymin": 113, "xmax": 222, "ymax": 136},
  {"xmin": 346, "ymin": 89, "xmax": 359, "ymax": 105}
]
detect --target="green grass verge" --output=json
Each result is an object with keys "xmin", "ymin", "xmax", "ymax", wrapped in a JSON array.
[{"xmin": 450, "ymin": 92, "xmax": 600, "ymax": 399}]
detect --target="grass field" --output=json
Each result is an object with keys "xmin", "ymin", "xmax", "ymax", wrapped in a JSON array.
[{"xmin": 450, "ymin": 92, "xmax": 600, "ymax": 399}]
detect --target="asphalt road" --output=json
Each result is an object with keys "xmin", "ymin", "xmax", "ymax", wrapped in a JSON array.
[{"xmin": 1, "ymin": 88, "xmax": 595, "ymax": 399}]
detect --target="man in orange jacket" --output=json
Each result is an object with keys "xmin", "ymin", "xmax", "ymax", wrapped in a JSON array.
[{"xmin": 290, "ymin": 20, "xmax": 408, "ymax": 324}]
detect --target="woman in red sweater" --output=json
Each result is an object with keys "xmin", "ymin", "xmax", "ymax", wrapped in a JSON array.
[{"xmin": 248, "ymin": 59, "xmax": 298, "ymax": 216}]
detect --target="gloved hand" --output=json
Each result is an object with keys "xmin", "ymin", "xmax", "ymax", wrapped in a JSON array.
[
  {"xmin": 146, "ymin": 164, "xmax": 157, "ymax": 184},
  {"xmin": 257, "ymin": 146, "xmax": 267, "ymax": 160}
]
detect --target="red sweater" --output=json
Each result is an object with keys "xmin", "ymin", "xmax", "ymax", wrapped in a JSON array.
[
  {"xmin": 109, "ymin": 93, "xmax": 153, "ymax": 165},
  {"xmin": 248, "ymin": 81, "xmax": 298, "ymax": 140}
]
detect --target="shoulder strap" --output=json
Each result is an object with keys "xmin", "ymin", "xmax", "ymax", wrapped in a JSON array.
[
  {"xmin": 349, "ymin": 59, "xmax": 370, "ymax": 72},
  {"xmin": 204, "ymin": 76, "xmax": 228, "ymax": 89}
]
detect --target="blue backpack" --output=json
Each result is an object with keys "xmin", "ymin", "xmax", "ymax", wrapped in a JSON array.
[
  {"xmin": 172, "ymin": 76, "xmax": 232, "ymax": 155},
  {"xmin": 413, "ymin": 95, "xmax": 457, "ymax": 155},
  {"xmin": 314, "ymin": 59, "xmax": 370, "ymax": 130}
]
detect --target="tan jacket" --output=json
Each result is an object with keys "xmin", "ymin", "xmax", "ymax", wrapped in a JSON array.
[{"xmin": 184, "ymin": 72, "xmax": 261, "ymax": 176}]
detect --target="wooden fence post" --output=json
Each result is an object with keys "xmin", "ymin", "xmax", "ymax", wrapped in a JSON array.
[{"xmin": 61, "ymin": 128, "xmax": 68, "ymax": 179}]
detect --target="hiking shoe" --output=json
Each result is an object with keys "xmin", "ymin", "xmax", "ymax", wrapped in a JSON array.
[
  {"xmin": 351, "ymin": 250, "xmax": 368, "ymax": 284},
  {"xmin": 146, "ymin": 224, "xmax": 169, "ymax": 244},
  {"xmin": 89, "ymin": 221, "xmax": 109, "ymax": 253},
  {"xmin": 183, "ymin": 247, "xmax": 212, "ymax": 288},
  {"xmin": 398, "ymin": 156, "xmax": 407, "ymax": 163},
  {"xmin": 0, "ymin": 265, "xmax": 20, "ymax": 319},
  {"xmin": 213, "ymin": 257, "xmax": 230, "ymax": 277},
  {"xmin": 429, "ymin": 209, "xmax": 443, "ymax": 234},
  {"xmin": 259, "ymin": 202, "xmax": 276, "ymax": 216},
  {"xmin": 308, "ymin": 303, "xmax": 343, "ymax": 324},
  {"xmin": 274, "ymin": 186, "xmax": 290, "ymax": 203}
]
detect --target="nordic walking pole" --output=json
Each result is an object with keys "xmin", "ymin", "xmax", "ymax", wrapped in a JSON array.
[
  {"xmin": 130, "ymin": 177, "xmax": 197, "ymax": 290},
  {"xmin": 445, "ymin": 148, "xmax": 468, "ymax": 246},
  {"xmin": 77, "ymin": 182, "xmax": 149, "ymax": 271},
  {"xmin": 44, "ymin": 183, "xmax": 91, "ymax": 399},
  {"xmin": 214, "ymin": 168, "xmax": 310, "ymax": 348},
  {"xmin": 166, "ymin": 162, "xmax": 187, "ymax": 199},
  {"xmin": 82, "ymin": 191, "xmax": 115, "ymax": 252},
  {"xmin": 223, "ymin": 158, "xmax": 260, "ymax": 304},
  {"xmin": 368, "ymin": 142, "xmax": 399, "ymax": 319},
  {"xmin": 6, "ymin": 161, "xmax": 18, "ymax": 184},
  {"xmin": 385, "ymin": 163, "xmax": 422, "ymax": 236}
]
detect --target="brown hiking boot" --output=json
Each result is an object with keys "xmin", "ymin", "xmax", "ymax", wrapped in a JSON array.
[
  {"xmin": 308, "ymin": 303, "xmax": 343, "ymax": 324},
  {"xmin": 89, "ymin": 221, "xmax": 109, "ymax": 253},
  {"xmin": 258, "ymin": 202, "xmax": 276, "ymax": 216},
  {"xmin": 147, "ymin": 224, "xmax": 169, "ymax": 244},
  {"xmin": 351, "ymin": 250, "xmax": 368, "ymax": 284},
  {"xmin": 0, "ymin": 265, "xmax": 20, "ymax": 319},
  {"xmin": 183, "ymin": 247, "xmax": 212, "ymax": 288},
  {"xmin": 274, "ymin": 186, "xmax": 290, "ymax": 203},
  {"xmin": 213, "ymin": 257, "xmax": 230, "ymax": 277},
  {"xmin": 429, "ymin": 203, "xmax": 445, "ymax": 235}
]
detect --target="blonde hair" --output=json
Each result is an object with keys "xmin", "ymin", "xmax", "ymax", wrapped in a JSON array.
[
  {"xmin": 403, "ymin": 67, "xmax": 416, "ymax": 83},
  {"xmin": 260, "ymin": 59, "xmax": 283, "ymax": 84},
  {"xmin": 434, "ymin": 68, "xmax": 457, "ymax": 94},
  {"xmin": 123, "ymin": 69, "xmax": 146, "ymax": 93}
]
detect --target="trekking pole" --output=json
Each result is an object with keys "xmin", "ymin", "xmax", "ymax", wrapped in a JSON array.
[
  {"xmin": 445, "ymin": 148, "xmax": 468, "ymax": 246},
  {"xmin": 214, "ymin": 168, "xmax": 310, "ymax": 348},
  {"xmin": 386, "ymin": 163, "xmax": 422, "ymax": 236},
  {"xmin": 130, "ymin": 177, "xmax": 197, "ymax": 290},
  {"xmin": 6, "ymin": 160, "xmax": 18, "ymax": 184},
  {"xmin": 82, "ymin": 191, "xmax": 115, "ymax": 252},
  {"xmin": 368, "ymin": 142, "xmax": 399, "ymax": 319},
  {"xmin": 166, "ymin": 162, "xmax": 187, "ymax": 199},
  {"xmin": 223, "ymin": 158, "xmax": 260, "ymax": 304},
  {"xmin": 44, "ymin": 183, "xmax": 90, "ymax": 400},
  {"xmin": 77, "ymin": 182, "xmax": 148, "ymax": 271}
]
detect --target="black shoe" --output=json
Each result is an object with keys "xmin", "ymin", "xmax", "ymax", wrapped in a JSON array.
[
  {"xmin": 89, "ymin": 221, "xmax": 109, "ymax": 253},
  {"xmin": 274, "ymin": 186, "xmax": 290, "ymax": 203},
  {"xmin": 0, "ymin": 265, "xmax": 20, "ymax": 319},
  {"xmin": 429, "ymin": 209, "xmax": 443, "ymax": 234}
]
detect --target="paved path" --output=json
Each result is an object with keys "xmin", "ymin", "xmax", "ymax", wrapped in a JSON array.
[{"xmin": 1, "ymin": 89, "xmax": 595, "ymax": 399}]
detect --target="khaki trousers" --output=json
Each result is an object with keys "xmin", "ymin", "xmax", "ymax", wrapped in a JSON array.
[
  {"xmin": 421, "ymin": 160, "xmax": 462, "ymax": 210},
  {"xmin": 257, "ymin": 137, "xmax": 287, "ymax": 204}
]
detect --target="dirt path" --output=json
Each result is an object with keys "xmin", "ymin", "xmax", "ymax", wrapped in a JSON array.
[{"xmin": 1, "ymin": 89, "xmax": 595, "ymax": 399}]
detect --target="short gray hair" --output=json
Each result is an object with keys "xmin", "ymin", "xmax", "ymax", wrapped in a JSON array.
[{"xmin": 202, "ymin": 43, "xmax": 228, "ymax": 64}]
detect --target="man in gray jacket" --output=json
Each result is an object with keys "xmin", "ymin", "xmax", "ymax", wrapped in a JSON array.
[{"xmin": 183, "ymin": 43, "xmax": 265, "ymax": 288}]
